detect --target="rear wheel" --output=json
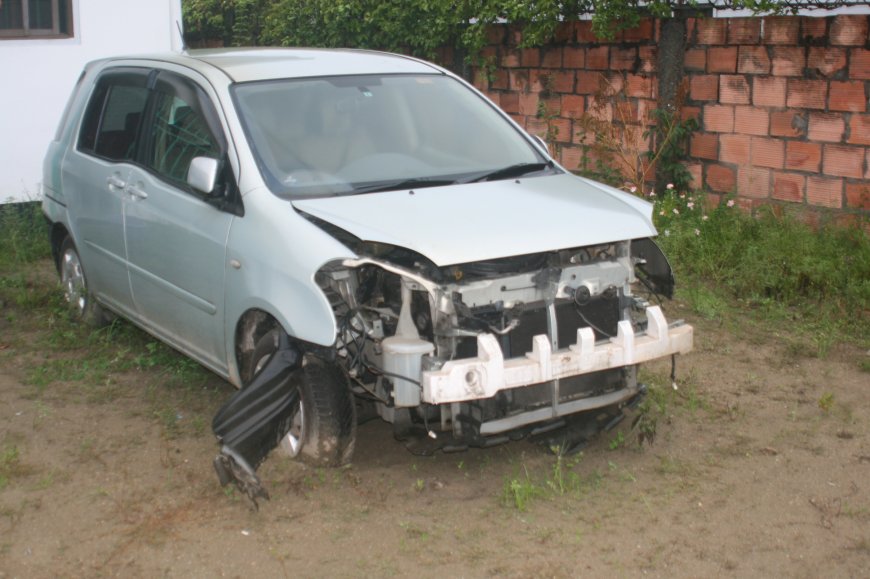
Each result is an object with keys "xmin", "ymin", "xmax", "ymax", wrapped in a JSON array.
[
  {"xmin": 246, "ymin": 330, "xmax": 356, "ymax": 466},
  {"xmin": 58, "ymin": 237, "xmax": 108, "ymax": 326}
]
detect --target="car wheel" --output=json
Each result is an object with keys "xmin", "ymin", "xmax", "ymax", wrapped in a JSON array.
[
  {"xmin": 59, "ymin": 237, "xmax": 108, "ymax": 326},
  {"xmin": 247, "ymin": 330, "xmax": 356, "ymax": 466}
]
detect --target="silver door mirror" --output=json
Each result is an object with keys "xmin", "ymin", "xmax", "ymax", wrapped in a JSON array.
[{"xmin": 187, "ymin": 156, "xmax": 220, "ymax": 194}]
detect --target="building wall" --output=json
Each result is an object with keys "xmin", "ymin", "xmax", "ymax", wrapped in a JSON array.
[
  {"xmin": 469, "ymin": 15, "xmax": 869, "ymax": 223},
  {"xmin": 0, "ymin": 0, "xmax": 182, "ymax": 204}
]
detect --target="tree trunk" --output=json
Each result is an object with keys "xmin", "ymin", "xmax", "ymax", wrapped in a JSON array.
[{"xmin": 655, "ymin": 14, "xmax": 688, "ymax": 193}]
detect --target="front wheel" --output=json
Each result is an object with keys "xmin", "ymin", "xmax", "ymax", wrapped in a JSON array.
[
  {"xmin": 247, "ymin": 331, "xmax": 356, "ymax": 466},
  {"xmin": 58, "ymin": 237, "xmax": 108, "ymax": 326}
]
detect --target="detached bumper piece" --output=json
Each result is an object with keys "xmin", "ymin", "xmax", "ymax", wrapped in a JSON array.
[
  {"xmin": 422, "ymin": 305, "xmax": 692, "ymax": 405},
  {"xmin": 212, "ymin": 336, "xmax": 300, "ymax": 510}
]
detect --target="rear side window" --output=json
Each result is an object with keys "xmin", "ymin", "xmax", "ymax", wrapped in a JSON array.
[{"xmin": 78, "ymin": 69, "xmax": 150, "ymax": 162}]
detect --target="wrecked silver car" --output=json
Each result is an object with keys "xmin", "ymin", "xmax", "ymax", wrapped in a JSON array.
[{"xmin": 42, "ymin": 48, "xmax": 692, "ymax": 504}]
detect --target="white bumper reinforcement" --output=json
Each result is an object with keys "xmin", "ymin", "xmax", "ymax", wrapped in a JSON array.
[{"xmin": 421, "ymin": 306, "xmax": 693, "ymax": 405}]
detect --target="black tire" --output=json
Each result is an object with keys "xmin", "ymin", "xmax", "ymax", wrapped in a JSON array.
[
  {"xmin": 58, "ymin": 237, "xmax": 109, "ymax": 327},
  {"xmin": 247, "ymin": 330, "xmax": 356, "ymax": 467}
]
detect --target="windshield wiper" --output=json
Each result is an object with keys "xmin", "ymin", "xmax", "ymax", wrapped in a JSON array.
[
  {"xmin": 351, "ymin": 178, "xmax": 457, "ymax": 194},
  {"xmin": 462, "ymin": 161, "xmax": 555, "ymax": 184}
]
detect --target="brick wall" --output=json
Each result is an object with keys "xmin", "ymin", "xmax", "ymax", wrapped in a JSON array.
[{"xmin": 468, "ymin": 15, "xmax": 869, "ymax": 223}]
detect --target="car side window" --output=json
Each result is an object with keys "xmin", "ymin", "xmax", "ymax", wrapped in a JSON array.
[
  {"xmin": 78, "ymin": 69, "xmax": 150, "ymax": 162},
  {"xmin": 145, "ymin": 74, "xmax": 222, "ymax": 186}
]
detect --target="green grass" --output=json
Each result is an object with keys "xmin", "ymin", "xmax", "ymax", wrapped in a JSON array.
[
  {"xmin": 652, "ymin": 192, "xmax": 869, "ymax": 350},
  {"xmin": 0, "ymin": 202, "xmax": 51, "ymax": 269}
]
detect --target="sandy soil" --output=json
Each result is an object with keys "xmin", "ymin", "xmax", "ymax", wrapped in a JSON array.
[{"xmin": 1, "ymin": 266, "xmax": 868, "ymax": 578}]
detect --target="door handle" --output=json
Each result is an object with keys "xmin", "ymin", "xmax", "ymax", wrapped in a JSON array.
[
  {"xmin": 127, "ymin": 185, "xmax": 148, "ymax": 200},
  {"xmin": 106, "ymin": 175, "xmax": 127, "ymax": 191}
]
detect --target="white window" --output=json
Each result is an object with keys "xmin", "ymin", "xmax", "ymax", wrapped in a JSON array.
[{"xmin": 0, "ymin": 0, "xmax": 72, "ymax": 39}]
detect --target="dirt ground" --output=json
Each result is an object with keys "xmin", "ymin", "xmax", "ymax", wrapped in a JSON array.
[{"xmin": 1, "ymin": 264, "xmax": 868, "ymax": 578}]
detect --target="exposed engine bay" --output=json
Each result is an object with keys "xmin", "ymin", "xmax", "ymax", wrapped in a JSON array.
[{"xmin": 313, "ymin": 231, "xmax": 692, "ymax": 452}]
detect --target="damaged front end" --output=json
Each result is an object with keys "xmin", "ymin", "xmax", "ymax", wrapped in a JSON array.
[{"xmin": 316, "ymin": 235, "xmax": 692, "ymax": 452}]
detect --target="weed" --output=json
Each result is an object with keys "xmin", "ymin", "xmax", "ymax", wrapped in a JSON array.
[
  {"xmin": 818, "ymin": 392, "xmax": 835, "ymax": 413},
  {"xmin": 414, "ymin": 478, "xmax": 425, "ymax": 492},
  {"xmin": 0, "ymin": 202, "xmax": 51, "ymax": 269},
  {"xmin": 502, "ymin": 464, "xmax": 541, "ymax": 511},
  {"xmin": 608, "ymin": 430, "xmax": 625, "ymax": 450}
]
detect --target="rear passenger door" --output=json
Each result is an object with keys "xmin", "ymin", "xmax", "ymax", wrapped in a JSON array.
[
  {"xmin": 124, "ymin": 70, "xmax": 235, "ymax": 373},
  {"xmin": 65, "ymin": 68, "xmax": 150, "ymax": 315}
]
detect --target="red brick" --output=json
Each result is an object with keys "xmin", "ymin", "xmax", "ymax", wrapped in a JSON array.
[
  {"xmin": 520, "ymin": 48, "xmax": 540, "ymax": 67},
  {"xmin": 518, "ymin": 93, "xmax": 540, "ymax": 116},
  {"xmin": 524, "ymin": 116, "xmax": 549, "ymax": 137},
  {"xmin": 501, "ymin": 49, "xmax": 521, "ymax": 68},
  {"xmin": 801, "ymin": 17, "xmax": 827, "ymax": 40},
  {"xmin": 772, "ymin": 172, "xmax": 805, "ymax": 202},
  {"xmin": 728, "ymin": 19, "xmax": 761, "ymax": 44},
  {"xmin": 829, "ymin": 81, "xmax": 866, "ymax": 113},
  {"xmin": 561, "ymin": 95, "xmax": 585, "ymax": 119},
  {"xmin": 510, "ymin": 70, "xmax": 529, "ymax": 92},
  {"xmin": 708, "ymin": 47, "xmax": 738, "ymax": 73},
  {"xmin": 786, "ymin": 141, "xmax": 822, "ymax": 172},
  {"xmin": 541, "ymin": 48, "xmax": 562, "ymax": 68},
  {"xmin": 552, "ymin": 71, "xmax": 575, "ymax": 93},
  {"xmin": 787, "ymin": 79, "xmax": 827, "ymax": 109},
  {"xmin": 691, "ymin": 133, "xmax": 719, "ymax": 160},
  {"xmin": 807, "ymin": 48, "xmax": 847, "ymax": 78},
  {"xmin": 720, "ymin": 134, "xmax": 750, "ymax": 164},
  {"xmin": 686, "ymin": 162, "xmax": 703, "ymax": 189},
  {"xmin": 575, "ymin": 71, "xmax": 603, "ymax": 95},
  {"xmin": 829, "ymin": 15, "xmax": 868, "ymax": 46},
  {"xmin": 575, "ymin": 21, "xmax": 596, "ymax": 43},
  {"xmin": 753, "ymin": 76, "xmax": 787, "ymax": 108},
  {"xmin": 586, "ymin": 47, "xmax": 609, "ymax": 70},
  {"xmin": 626, "ymin": 74, "xmax": 653, "ymax": 98},
  {"xmin": 637, "ymin": 99, "xmax": 657, "ymax": 126},
  {"xmin": 611, "ymin": 47, "xmax": 638, "ymax": 71},
  {"xmin": 490, "ymin": 69, "xmax": 508, "ymax": 90},
  {"xmin": 704, "ymin": 105, "xmax": 735, "ymax": 132},
  {"xmin": 720, "ymin": 75, "xmax": 751, "ymax": 105},
  {"xmin": 734, "ymin": 106, "xmax": 769, "ymax": 136},
  {"xmin": 690, "ymin": 75, "xmax": 718, "ymax": 101},
  {"xmin": 752, "ymin": 137, "xmax": 785, "ymax": 169},
  {"xmin": 500, "ymin": 92, "xmax": 519, "ymax": 114},
  {"xmin": 696, "ymin": 18, "xmax": 727, "ymax": 44},
  {"xmin": 707, "ymin": 163, "xmax": 737, "ymax": 192},
  {"xmin": 549, "ymin": 118, "xmax": 573, "ymax": 143},
  {"xmin": 770, "ymin": 111, "xmax": 806, "ymax": 138},
  {"xmin": 563, "ymin": 47, "xmax": 584, "ymax": 69},
  {"xmin": 559, "ymin": 145, "xmax": 584, "ymax": 171},
  {"xmin": 771, "ymin": 47, "xmax": 805, "ymax": 77},
  {"xmin": 823, "ymin": 144, "xmax": 864, "ymax": 178},
  {"xmin": 848, "ymin": 114, "xmax": 870, "ymax": 145},
  {"xmin": 808, "ymin": 113, "xmax": 845, "ymax": 142},
  {"xmin": 685, "ymin": 48, "xmax": 706, "ymax": 71},
  {"xmin": 846, "ymin": 182, "xmax": 870, "ymax": 210},
  {"xmin": 807, "ymin": 176, "xmax": 843, "ymax": 208},
  {"xmin": 738, "ymin": 46, "xmax": 771, "ymax": 74},
  {"xmin": 851, "ymin": 49, "xmax": 870, "ymax": 80},
  {"xmin": 528, "ymin": 70, "xmax": 547, "ymax": 93},
  {"xmin": 681, "ymin": 106, "xmax": 701, "ymax": 123},
  {"xmin": 738, "ymin": 166, "xmax": 771, "ymax": 199},
  {"xmin": 764, "ymin": 17, "xmax": 800, "ymax": 45},
  {"xmin": 623, "ymin": 19, "xmax": 654, "ymax": 41},
  {"xmin": 472, "ymin": 69, "xmax": 489, "ymax": 91},
  {"xmin": 639, "ymin": 46, "xmax": 657, "ymax": 73},
  {"xmin": 866, "ymin": 149, "xmax": 870, "ymax": 179},
  {"xmin": 484, "ymin": 91, "xmax": 500, "ymax": 107}
]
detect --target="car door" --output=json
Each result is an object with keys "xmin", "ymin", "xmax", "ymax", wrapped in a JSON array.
[
  {"xmin": 124, "ymin": 70, "xmax": 235, "ymax": 373},
  {"xmin": 63, "ymin": 68, "xmax": 151, "ymax": 315}
]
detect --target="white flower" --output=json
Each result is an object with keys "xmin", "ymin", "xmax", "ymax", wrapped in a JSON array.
[
  {"xmin": 687, "ymin": 202, "xmax": 694, "ymax": 209},
  {"xmin": 630, "ymin": 186, "xmax": 637, "ymax": 193},
  {"xmin": 659, "ymin": 210, "xmax": 665, "ymax": 216},
  {"xmin": 672, "ymin": 208, "xmax": 680, "ymax": 215},
  {"xmin": 694, "ymin": 228, "xmax": 701, "ymax": 236},
  {"xmin": 702, "ymin": 215, "xmax": 709, "ymax": 221},
  {"xmin": 664, "ymin": 229, "xmax": 670, "ymax": 237},
  {"xmin": 727, "ymin": 199, "xmax": 735, "ymax": 207},
  {"xmin": 649, "ymin": 191, "xmax": 656, "ymax": 198},
  {"xmin": 666, "ymin": 183, "xmax": 674, "ymax": 190}
]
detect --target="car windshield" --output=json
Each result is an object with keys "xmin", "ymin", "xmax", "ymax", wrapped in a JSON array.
[{"xmin": 232, "ymin": 74, "xmax": 552, "ymax": 197}]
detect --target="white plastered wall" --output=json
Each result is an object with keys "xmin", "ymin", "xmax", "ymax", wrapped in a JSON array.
[{"xmin": 0, "ymin": 0, "xmax": 183, "ymax": 203}]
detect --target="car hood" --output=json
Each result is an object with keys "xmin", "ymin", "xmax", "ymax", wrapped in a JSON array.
[{"xmin": 292, "ymin": 174, "xmax": 656, "ymax": 267}]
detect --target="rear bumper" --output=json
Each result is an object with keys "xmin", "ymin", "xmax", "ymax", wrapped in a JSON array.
[{"xmin": 421, "ymin": 305, "xmax": 692, "ymax": 405}]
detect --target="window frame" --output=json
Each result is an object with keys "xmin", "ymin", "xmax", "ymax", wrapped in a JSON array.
[{"xmin": 0, "ymin": 0, "xmax": 73, "ymax": 40}]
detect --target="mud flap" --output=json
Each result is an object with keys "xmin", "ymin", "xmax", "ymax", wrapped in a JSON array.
[{"xmin": 212, "ymin": 334, "xmax": 300, "ymax": 509}]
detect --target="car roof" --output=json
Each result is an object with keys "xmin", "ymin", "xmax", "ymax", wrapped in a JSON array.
[{"xmin": 103, "ymin": 48, "xmax": 443, "ymax": 83}]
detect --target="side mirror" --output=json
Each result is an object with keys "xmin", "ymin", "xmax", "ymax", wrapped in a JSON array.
[{"xmin": 187, "ymin": 156, "xmax": 220, "ymax": 195}]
